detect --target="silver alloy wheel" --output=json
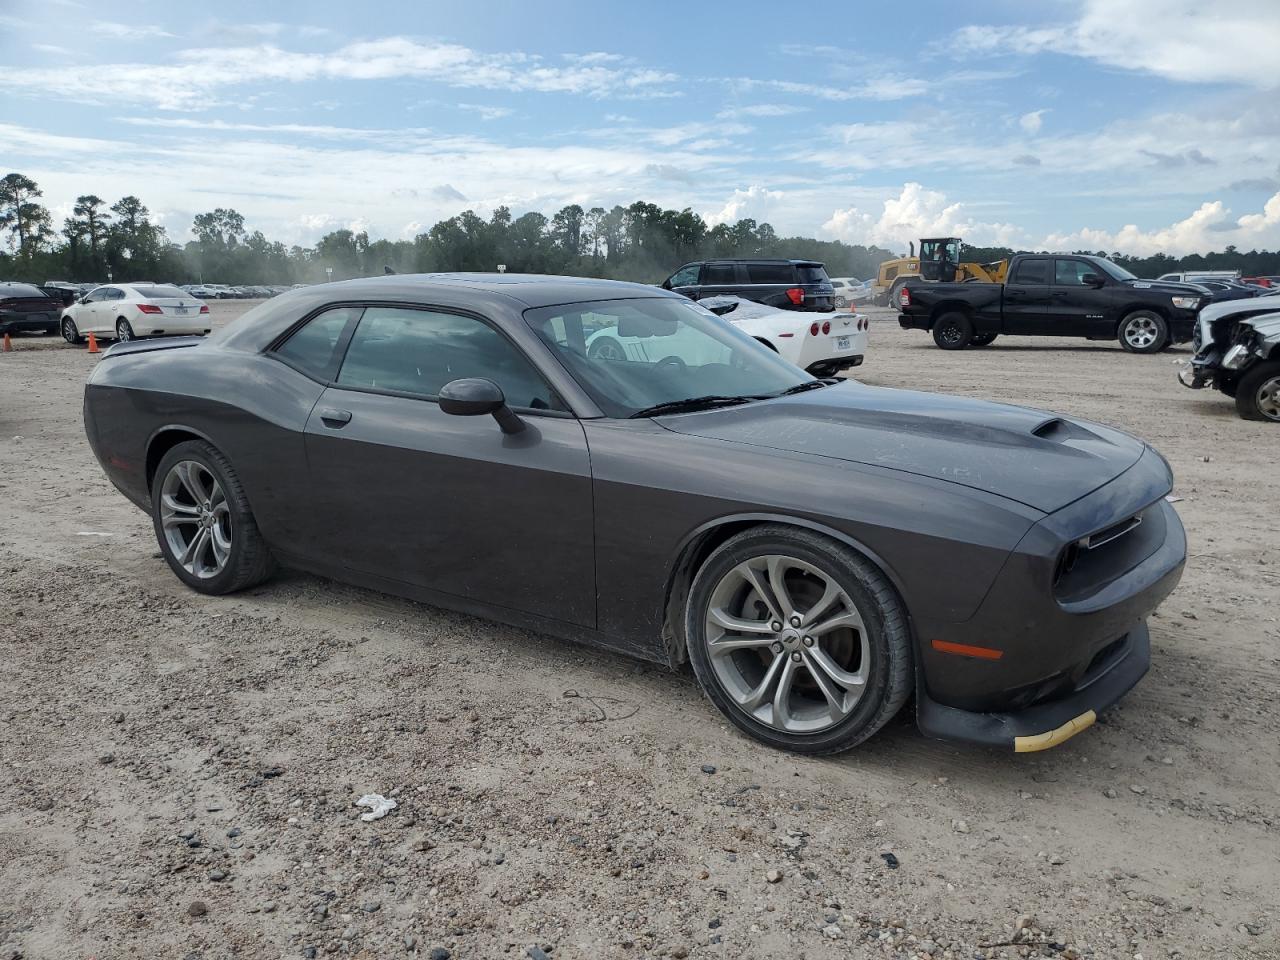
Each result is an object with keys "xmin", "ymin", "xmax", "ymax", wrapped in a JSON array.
[
  {"xmin": 589, "ymin": 338, "xmax": 626, "ymax": 361},
  {"xmin": 116, "ymin": 320, "xmax": 132, "ymax": 342},
  {"xmin": 1256, "ymin": 375, "xmax": 1280, "ymax": 421},
  {"xmin": 703, "ymin": 554, "xmax": 870, "ymax": 734},
  {"xmin": 1124, "ymin": 316, "xmax": 1159, "ymax": 349},
  {"xmin": 62, "ymin": 318, "xmax": 77, "ymax": 343},
  {"xmin": 159, "ymin": 460, "xmax": 232, "ymax": 579}
]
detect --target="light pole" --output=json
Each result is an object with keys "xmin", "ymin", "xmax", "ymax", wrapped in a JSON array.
[{"xmin": 325, "ymin": 267, "xmax": 333, "ymax": 283}]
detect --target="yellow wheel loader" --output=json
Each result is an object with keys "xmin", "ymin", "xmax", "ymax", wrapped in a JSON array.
[{"xmin": 872, "ymin": 238, "xmax": 1008, "ymax": 306}]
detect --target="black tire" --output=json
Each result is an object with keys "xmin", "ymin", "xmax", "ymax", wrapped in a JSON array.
[
  {"xmin": 932, "ymin": 312, "xmax": 974, "ymax": 350},
  {"xmin": 151, "ymin": 440, "xmax": 277, "ymax": 595},
  {"xmin": 116, "ymin": 318, "xmax": 136, "ymax": 342},
  {"xmin": 587, "ymin": 336, "xmax": 626, "ymax": 361},
  {"xmin": 970, "ymin": 332, "xmax": 998, "ymax": 347},
  {"xmin": 61, "ymin": 316, "xmax": 83, "ymax": 345},
  {"xmin": 1234, "ymin": 361, "xmax": 1280, "ymax": 422},
  {"xmin": 1216, "ymin": 377, "xmax": 1238, "ymax": 399},
  {"xmin": 684, "ymin": 525, "xmax": 913, "ymax": 755},
  {"xmin": 1118, "ymin": 310, "xmax": 1169, "ymax": 354}
]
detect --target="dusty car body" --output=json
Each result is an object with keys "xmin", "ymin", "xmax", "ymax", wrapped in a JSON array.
[{"xmin": 83, "ymin": 274, "xmax": 1186, "ymax": 754}]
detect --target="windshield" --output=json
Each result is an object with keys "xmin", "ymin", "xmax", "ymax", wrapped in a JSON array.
[
  {"xmin": 524, "ymin": 297, "xmax": 812, "ymax": 418},
  {"xmin": 1091, "ymin": 258, "xmax": 1137, "ymax": 281}
]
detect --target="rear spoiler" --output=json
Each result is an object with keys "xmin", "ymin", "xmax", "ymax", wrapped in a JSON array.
[{"xmin": 101, "ymin": 336, "xmax": 206, "ymax": 358}]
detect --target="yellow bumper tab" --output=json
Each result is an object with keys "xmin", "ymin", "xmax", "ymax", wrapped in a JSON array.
[{"xmin": 1013, "ymin": 709, "xmax": 1097, "ymax": 753}]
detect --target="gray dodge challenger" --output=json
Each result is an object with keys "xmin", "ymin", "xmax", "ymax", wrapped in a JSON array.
[{"xmin": 84, "ymin": 274, "xmax": 1187, "ymax": 754}]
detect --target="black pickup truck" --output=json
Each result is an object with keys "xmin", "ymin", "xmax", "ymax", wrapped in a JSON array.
[{"xmin": 898, "ymin": 253, "xmax": 1208, "ymax": 353}]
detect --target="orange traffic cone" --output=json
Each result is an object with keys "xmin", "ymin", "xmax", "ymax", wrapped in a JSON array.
[
  {"xmin": 2, "ymin": 333, "xmax": 11, "ymax": 352},
  {"xmin": 87, "ymin": 331, "xmax": 100, "ymax": 354}
]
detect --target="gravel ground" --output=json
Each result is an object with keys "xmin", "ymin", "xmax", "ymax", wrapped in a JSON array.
[{"xmin": 1, "ymin": 301, "xmax": 1278, "ymax": 960}]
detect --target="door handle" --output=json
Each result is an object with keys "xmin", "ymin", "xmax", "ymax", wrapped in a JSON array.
[
  {"xmin": 1051, "ymin": 291, "xmax": 1069, "ymax": 298},
  {"xmin": 319, "ymin": 408, "xmax": 352, "ymax": 427}
]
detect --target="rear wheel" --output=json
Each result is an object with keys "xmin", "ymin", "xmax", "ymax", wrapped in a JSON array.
[
  {"xmin": 1235, "ymin": 361, "xmax": 1280, "ymax": 422},
  {"xmin": 1118, "ymin": 311, "xmax": 1168, "ymax": 353},
  {"xmin": 151, "ymin": 440, "xmax": 277, "ymax": 595},
  {"xmin": 116, "ymin": 318, "xmax": 135, "ymax": 342},
  {"xmin": 970, "ymin": 332, "xmax": 998, "ymax": 347},
  {"xmin": 685, "ymin": 525, "xmax": 912, "ymax": 754},
  {"xmin": 932, "ymin": 312, "xmax": 974, "ymax": 350},
  {"xmin": 587, "ymin": 336, "xmax": 626, "ymax": 361},
  {"xmin": 61, "ymin": 317, "xmax": 83, "ymax": 345}
]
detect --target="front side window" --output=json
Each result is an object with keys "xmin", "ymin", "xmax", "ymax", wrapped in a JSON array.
[
  {"xmin": 746, "ymin": 262, "xmax": 794, "ymax": 284},
  {"xmin": 337, "ymin": 307, "xmax": 560, "ymax": 411},
  {"xmin": 273, "ymin": 306, "xmax": 363, "ymax": 380},
  {"xmin": 1054, "ymin": 259, "xmax": 1095, "ymax": 285},
  {"xmin": 525, "ymin": 297, "xmax": 809, "ymax": 418},
  {"xmin": 1011, "ymin": 258, "xmax": 1050, "ymax": 285},
  {"xmin": 667, "ymin": 264, "xmax": 699, "ymax": 287}
]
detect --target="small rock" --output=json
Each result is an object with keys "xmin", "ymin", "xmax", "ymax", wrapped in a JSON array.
[
  {"xmin": 952, "ymin": 819, "xmax": 970, "ymax": 834},
  {"xmin": 262, "ymin": 901, "xmax": 276, "ymax": 914},
  {"xmin": 880, "ymin": 852, "xmax": 899, "ymax": 869},
  {"xmin": 822, "ymin": 923, "xmax": 843, "ymax": 939},
  {"xmin": 226, "ymin": 827, "xmax": 242, "ymax": 838},
  {"xmin": 303, "ymin": 948, "xmax": 318, "ymax": 959},
  {"xmin": 1129, "ymin": 784, "xmax": 1147, "ymax": 795},
  {"xmin": 187, "ymin": 901, "xmax": 207, "ymax": 918},
  {"xmin": 708, "ymin": 918, "xmax": 721, "ymax": 929},
  {"xmin": 527, "ymin": 948, "xmax": 552, "ymax": 960},
  {"xmin": 1104, "ymin": 788, "xmax": 1118, "ymax": 799},
  {"xmin": 362, "ymin": 901, "xmax": 381, "ymax": 913},
  {"xmin": 32, "ymin": 797, "xmax": 53, "ymax": 812},
  {"xmin": 1016, "ymin": 914, "xmax": 1035, "ymax": 931},
  {"xmin": 700, "ymin": 764, "xmax": 717, "ymax": 774},
  {"xmin": 112, "ymin": 712, "xmax": 125, "ymax": 723},
  {"xmin": 1049, "ymin": 853, "xmax": 1067, "ymax": 865},
  {"xmin": 403, "ymin": 934, "xmax": 417, "ymax": 951},
  {"xmin": 428, "ymin": 949, "xmax": 451, "ymax": 960},
  {"xmin": 765, "ymin": 869, "xmax": 783, "ymax": 884},
  {"xmin": 208, "ymin": 869, "xmax": 228, "ymax": 882}
]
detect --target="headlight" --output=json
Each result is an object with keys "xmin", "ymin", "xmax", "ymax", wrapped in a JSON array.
[
  {"xmin": 1171, "ymin": 296, "xmax": 1200, "ymax": 309},
  {"xmin": 1222, "ymin": 343, "xmax": 1251, "ymax": 370}
]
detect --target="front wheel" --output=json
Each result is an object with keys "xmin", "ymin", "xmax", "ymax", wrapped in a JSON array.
[
  {"xmin": 685, "ymin": 525, "xmax": 912, "ymax": 754},
  {"xmin": 932, "ymin": 312, "xmax": 974, "ymax": 350},
  {"xmin": 1118, "ymin": 311, "xmax": 1168, "ymax": 353},
  {"xmin": 151, "ymin": 440, "xmax": 277, "ymax": 595},
  {"xmin": 587, "ymin": 336, "xmax": 626, "ymax": 361},
  {"xmin": 1235, "ymin": 361, "xmax": 1280, "ymax": 422},
  {"xmin": 116, "ymin": 318, "xmax": 136, "ymax": 342}
]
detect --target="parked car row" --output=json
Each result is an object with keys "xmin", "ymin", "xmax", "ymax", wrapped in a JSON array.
[{"xmin": 182, "ymin": 283, "xmax": 298, "ymax": 299}]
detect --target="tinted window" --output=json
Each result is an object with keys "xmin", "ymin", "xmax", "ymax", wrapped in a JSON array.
[
  {"xmin": 702, "ymin": 263, "xmax": 737, "ymax": 285},
  {"xmin": 797, "ymin": 265, "xmax": 829, "ymax": 283},
  {"xmin": 1054, "ymin": 260, "xmax": 1094, "ymax": 285},
  {"xmin": 1011, "ymin": 259, "xmax": 1050, "ymax": 285},
  {"xmin": 667, "ymin": 264, "xmax": 699, "ymax": 287},
  {"xmin": 132, "ymin": 284, "xmax": 188, "ymax": 299},
  {"xmin": 274, "ymin": 306, "xmax": 363, "ymax": 380},
  {"xmin": 745, "ymin": 262, "xmax": 794, "ymax": 284},
  {"xmin": 338, "ymin": 307, "xmax": 559, "ymax": 410},
  {"xmin": 0, "ymin": 283, "xmax": 46, "ymax": 298}
]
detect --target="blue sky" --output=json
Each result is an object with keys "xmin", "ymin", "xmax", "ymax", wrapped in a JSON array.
[{"xmin": 2, "ymin": 0, "xmax": 1279, "ymax": 255}]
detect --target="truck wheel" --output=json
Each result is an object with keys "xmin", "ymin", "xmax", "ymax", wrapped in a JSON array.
[
  {"xmin": 932, "ymin": 312, "xmax": 973, "ymax": 350},
  {"xmin": 1118, "ymin": 311, "xmax": 1169, "ymax": 353},
  {"xmin": 970, "ymin": 333, "xmax": 998, "ymax": 347},
  {"xmin": 1235, "ymin": 361, "xmax": 1280, "ymax": 422}
]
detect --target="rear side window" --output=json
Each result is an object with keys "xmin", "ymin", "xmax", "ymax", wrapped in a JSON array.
[
  {"xmin": 797, "ymin": 265, "xmax": 829, "ymax": 283},
  {"xmin": 746, "ymin": 262, "xmax": 795, "ymax": 284},
  {"xmin": 1011, "ymin": 258, "xmax": 1050, "ymax": 285},
  {"xmin": 274, "ymin": 306, "xmax": 363, "ymax": 381},
  {"xmin": 702, "ymin": 263, "xmax": 737, "ymax": 285}
]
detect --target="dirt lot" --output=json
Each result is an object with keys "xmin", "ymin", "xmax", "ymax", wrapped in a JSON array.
[{"xmin": 1, "ymin": 301, "xmax": 1277, "ymax": 960}]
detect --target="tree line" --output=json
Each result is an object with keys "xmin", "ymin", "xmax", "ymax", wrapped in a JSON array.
[{"xmin": 2, "ymin": 171, "xmax": 1277, "ymax": 288}]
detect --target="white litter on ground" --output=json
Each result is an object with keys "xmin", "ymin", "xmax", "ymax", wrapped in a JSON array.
[
  {"xmin": 75, "ymin": 531, "xmax": 112, "ymax": 537},
  {"xmin": 354, "ymin": 794, "xmax": 397, "ymax": 822}
]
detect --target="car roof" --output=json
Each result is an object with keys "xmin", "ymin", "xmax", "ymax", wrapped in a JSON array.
[{"xmin": 210, "ymin": 273, "xmax": 681, "ymax": 352}]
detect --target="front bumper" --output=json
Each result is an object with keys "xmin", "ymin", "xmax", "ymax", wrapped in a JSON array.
[{"xmin": 916, "ymin": 622, "xmax": 1150, "ymax": 750}]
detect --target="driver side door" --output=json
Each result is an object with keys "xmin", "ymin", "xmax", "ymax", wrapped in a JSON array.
[{"xmin": 300, "ymin": 304, "xmax": 597, "ymax": 628}]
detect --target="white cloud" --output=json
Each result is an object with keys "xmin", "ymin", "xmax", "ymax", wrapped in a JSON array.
[
  {"xmin": 716, "ymin": 103, "xmax": 809, "ymax": 119},
  {"xmin": 739, "ymin": 76, "xmax": 929, "ymax": 102},
  {"xmin": 1019, "ymin": 109, "xmax": 1047, "ymax": 135},
  {"xmin": 1044, "ymin": 192, "xmax": 1280, "ymax": 255},
  {"xmin": 0, "ymin": 37, "xmax": 682, "ymax": 110},
  {"xmin": 952, "ymin": 0, "xmax": 1280, "ymax": 88},
  {"xmin": 91, "ymin": 20, "xmax": 173, "ymax": 40},
  {"xmin": 704, "ymin": 185, "xmax": 785, "ymax": 226},
  {"xmin": 822, "ymin": 183, "xmax": 1023, "ymax": 249}
]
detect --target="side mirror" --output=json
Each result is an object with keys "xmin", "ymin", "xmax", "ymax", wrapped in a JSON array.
[
  {"xmin": 660, "ymin": 278, "xmax": 672, "ymax": 290},
  {"xmin": 1082, "ymin": 273, "xmax": 1104, "ymax": 288},
  {"xmin": 439, "ymin": 378, "xmax": 524, "ymax": 434}
]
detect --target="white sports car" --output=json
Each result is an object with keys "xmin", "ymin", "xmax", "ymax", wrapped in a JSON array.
[
  {"xmin": 585, "ymin": 296, "xmax": 868, "ymax": 377},
  {"xmin": 60, "ymin": 283, "xmax": 212, "ymax": 345}
]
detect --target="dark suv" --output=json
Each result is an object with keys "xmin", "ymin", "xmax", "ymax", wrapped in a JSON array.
[{"xmin": 661, "ymin": 259, "xmax": 835, "ymax": 311}]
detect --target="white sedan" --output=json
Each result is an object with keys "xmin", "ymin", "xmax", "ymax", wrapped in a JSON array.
[
  {"xmin": 60, "ymin": 283, "xmax": 212, "ymax": 345},
  {"xmin": 700, "ymin": 295, "xmax": 867, "ymax": 376}
]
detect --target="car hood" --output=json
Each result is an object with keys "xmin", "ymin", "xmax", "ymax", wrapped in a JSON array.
[
  {"xmin": 1123, "ymin": 279, "xmax": 1211, "ymax": 296},
  {"xmin": 1243, "ymin": 312, "xmax": 1280, "ymax": 344},
  {"xmin": 657, "ymin": 381, "xmax": 1146, "ymax": 513}
]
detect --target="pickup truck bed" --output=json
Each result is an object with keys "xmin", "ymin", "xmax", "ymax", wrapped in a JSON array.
[{"xmin": 898, "ymin": 253, "xmax": 1207, "ymax": 354}]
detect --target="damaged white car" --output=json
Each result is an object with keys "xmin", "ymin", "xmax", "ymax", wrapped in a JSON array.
[{"xmin": 1178, "ymin": 293, "xmax": 1280, "ymax": 422}]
